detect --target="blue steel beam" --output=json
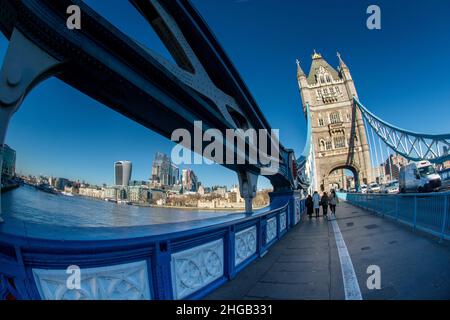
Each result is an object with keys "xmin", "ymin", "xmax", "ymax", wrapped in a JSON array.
[
  {"xmin": 355, "ymin": 97, "xmax": 450, "ymax": 164},
  {"xmin": 296, "ymin": 103, "xmax": 313, "ymax": 190},
  {"xmin": 0, "ymin": 0, "xmax": 296, "ymax": 191}
]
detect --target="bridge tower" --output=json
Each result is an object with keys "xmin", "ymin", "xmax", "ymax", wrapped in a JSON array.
[{"xmin": 297, "ymin": 51, "xmax": 373, "ymax": 191}]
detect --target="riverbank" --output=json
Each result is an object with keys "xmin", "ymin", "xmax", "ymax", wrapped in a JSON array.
[
  {"xmin": 147, "ymin": 204, "xmax": 269, "ymax": 212},
  {"xmin": 0, "ymin": 183, "xmax": 20, "ymax": 194},
  {"xmin": 58, "ymin": 190, "xmax": 269, "ymax": 212}
]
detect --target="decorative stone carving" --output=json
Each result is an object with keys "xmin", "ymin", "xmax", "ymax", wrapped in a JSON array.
[
  {"xmin": 266, "ymin": 217, "xmax": 277, "ymax": 244},
  {"xmin": 235, "ymin": 226, "xmax": 257, "ymax": 266},
  {"xmin": 171, "ymin": 239, "xmax": 224, "ymax": 299},
  {"xmin": 32, "ymin": 261, "xmax": 151, "ymax": 300},
  {"xmin": 279, "ymin": 211, "xmax": 287, "ymax": 232}
]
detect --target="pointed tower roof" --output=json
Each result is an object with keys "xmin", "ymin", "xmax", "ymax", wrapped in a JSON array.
[
  {"xmin": 307, "ymin": 51, "xmax": 340, "ymax": 85},
  {"xmin": 296, "ymin": 59, "xmax": 306, "ymax": 79},
  {"xmin": 312, "ymin": 49, "xmax": 322, "ymax": 60},
  {"xmin": 337, "ymin": 52, "xmax": 348, "ymax": 70}
]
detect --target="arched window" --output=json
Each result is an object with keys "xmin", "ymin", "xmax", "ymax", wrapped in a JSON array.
[
  {"xmin": 330, "ymin": 112, "xmax": 341, "ymax": 124},
  {"xmin": 334, "ymin": 136, "xmax": 346, "ymax": 149},
  {"xmin": 319, "ymin": 139, "xmax": 325, "ymax": 151},
  {"xmin": 325, "ymin": 140, "xmax": 333, "ymax": 150},
  {"xmin": 320, "ymin": 76, "xmax": 325, "ymax": 84},
  {"xmin": 326, "ymin": 75, "xmax": 331, "ymax": 83}
]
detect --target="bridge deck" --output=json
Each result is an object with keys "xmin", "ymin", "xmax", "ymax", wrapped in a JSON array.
[{"xmin": 205, "ymin": 201, "xmax": 450, "ymax": 300}]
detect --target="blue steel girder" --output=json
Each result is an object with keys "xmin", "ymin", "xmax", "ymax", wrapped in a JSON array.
[
  {"xmin": 296, "ymin": 103, "xmax": 313, "ymax": 190},
  {"xmin": 354, "ymin": 97, "xmax": 450, "ymax": 164},
  {"xmin": 0, "ymin": 0, "xmax": 296, "ymax": 190}
]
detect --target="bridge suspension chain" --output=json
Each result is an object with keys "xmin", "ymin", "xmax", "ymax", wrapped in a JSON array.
[{"xmin": 355, "ymin": 97, "xmax": 450, "ymax": 164}]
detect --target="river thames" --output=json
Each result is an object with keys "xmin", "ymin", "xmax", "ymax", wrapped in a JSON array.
[{"xmin": 1, "ymin": 185, "xmax": 238, "ymax": 228}]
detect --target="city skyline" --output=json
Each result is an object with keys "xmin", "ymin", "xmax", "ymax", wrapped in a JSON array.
[{"xmin": 2, "ymin": 0, "xmax": 450, "ymax": 189}]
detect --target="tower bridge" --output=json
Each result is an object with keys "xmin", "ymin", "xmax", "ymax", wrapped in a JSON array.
[{"xmin": 0, "ymin": 0, "xmax": 449, "ymax": 300}]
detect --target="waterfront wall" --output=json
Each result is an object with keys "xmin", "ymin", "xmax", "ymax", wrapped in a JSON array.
[{"xmin": 0, "ymin": 192, "xmax": 305, "ymax": 300}]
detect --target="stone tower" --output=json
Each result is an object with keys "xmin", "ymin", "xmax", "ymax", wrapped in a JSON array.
[{"xmin": 297, "ymin": 51, "xmax": 373, "ymax": 191}]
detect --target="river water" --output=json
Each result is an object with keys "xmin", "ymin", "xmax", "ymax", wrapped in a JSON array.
[{"xmin": 1, "ymin": 185, "xmax": 238, "ymax": 228}]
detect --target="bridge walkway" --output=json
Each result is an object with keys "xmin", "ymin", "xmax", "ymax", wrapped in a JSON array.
[{"xmin": 205, "ymin": 201, "xmax": 450, "ymax": 300}]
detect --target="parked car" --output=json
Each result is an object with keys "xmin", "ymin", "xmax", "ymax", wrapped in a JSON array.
[
  {"xmin": 399, "ymin": 160, "xmax": 441, "ymax": 193},
  {"xmin": 360, "ymin": 184, "xmax": 368, "ymax": 194},
  {"xmin": 381, "ymin": 180, "xmax": 399, "ymax": 194},
  {"xmin": 438, "ymin": 168, "xmax": 450, "ymax": 190},
  {"xmin": 368, "ymin": 183, "xmax": 381, "ymax": 193}
]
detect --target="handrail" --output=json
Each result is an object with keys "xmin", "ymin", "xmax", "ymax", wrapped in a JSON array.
[{"xmin": 337, "ymin": 191, "xmax": 450, "ymax": 241}]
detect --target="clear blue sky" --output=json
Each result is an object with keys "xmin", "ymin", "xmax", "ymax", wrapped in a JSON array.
[{"xmin": 1, "ymin": 0, "xmax": 450, "ymax": 188}]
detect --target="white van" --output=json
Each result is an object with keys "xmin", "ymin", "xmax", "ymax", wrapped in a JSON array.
[{"xmin": 399, "ymin": 161, "xmax": 442, "ymax": 193}]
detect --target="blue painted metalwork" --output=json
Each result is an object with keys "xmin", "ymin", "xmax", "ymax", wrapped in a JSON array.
[
  {"xmin": 0, "ymin": 0, "xmax": 295, "ymax": 191},
  {"xmin": 296, "ymin": 103, "xmax": 314, "ymax": 191},
  {"xmin": 354, "ymin": 97, "xmax": 450, "ymax": 164},
  {"xmin": 0, "ymin": 193, "xmax": 306, "ymax": 300},
  {"xmin": 337, "ymin": 191, "xmax": 450, "ymax": 241}
]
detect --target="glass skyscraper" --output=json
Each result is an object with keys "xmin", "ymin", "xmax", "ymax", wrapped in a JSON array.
[{"xmin": 114, "ymin": 161, "xmax": 132, "ymax": 186}]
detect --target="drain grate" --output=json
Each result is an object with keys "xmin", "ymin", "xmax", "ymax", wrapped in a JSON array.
[
  {"xmin": 361, "ymin": 246, "xmax": 371, "ymax": 251},
  {"xmin": 365, "ymin": 224, "xmax": 379, "ymax": 230}
]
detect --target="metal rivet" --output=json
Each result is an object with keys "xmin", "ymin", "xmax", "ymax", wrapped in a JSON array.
[{"xmin": 7, "ymin": 65, "xmax": 22, "ymax": 86}]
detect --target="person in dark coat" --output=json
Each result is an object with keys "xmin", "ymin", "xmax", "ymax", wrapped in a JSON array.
[
  {"xmin": 321, "ymin": 192, "xmax": 330, "ymax": 217},
  {"xmin": 306, "ymin": 194, "xmax": 314, "ymax": 219}
]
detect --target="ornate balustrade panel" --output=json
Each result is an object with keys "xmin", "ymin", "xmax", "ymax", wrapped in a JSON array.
[
  {"xmin": 279, "ymin": 211, "xmax": 287, "ymax": 233},
  {"xmin": 32, "ymin": 261, "xmax": 152, "ymax": 300},
  {"xmin": 234, "ymin": 226, "xmax": 257, "ymax": 267},
  {"xmin": 171, "ymin": 239, "xmax": 224, "ymax": 300},
  {"xmin": 266, "ymin": 217, "xmax": 277, "ymax": 245}
]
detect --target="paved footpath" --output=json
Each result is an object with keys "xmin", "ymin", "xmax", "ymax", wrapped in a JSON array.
[{"xmin": 205, "ymin": 201, "xmax": 450, "ymax": 300}]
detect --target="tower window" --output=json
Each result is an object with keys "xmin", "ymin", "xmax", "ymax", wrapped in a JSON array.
[
  {"xmin": 320, "ymin": 76, "xmax": 325, "ymax": 84},
  {"xmin": 326, "ymin": 75, "xmax": 331, "ymax": 83},
  {"xmin": 330, "ymin": 112, "xmax": 341, "ymax": 124},
  {"xmin": 334, "ymin": 136, "xmax": 346, "ymax": 149},
  {"xmin": 317, "ymin": 89, "xmax": 322, "ymax": 97},
  {"xmin": 318, "ymin": 118, "xmax": 324, "ymax": 126},
  {"xmin": 335, "ymin": 86, "xmax": 340, "ymax": 93},
  {"xmin": 325, "ymin": 141, "xmax": 333, "ymax": 150},
  {"xmin": 319, "ymin": 139, "xmax": 325, "ymax": 151}
]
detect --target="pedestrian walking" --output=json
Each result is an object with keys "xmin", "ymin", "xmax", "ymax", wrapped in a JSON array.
[
  {"xmin": 306, "ymin": 194, "xmax": 313, "ymax": 219},
  {"xmin": 312, "ymin": 191, "xmax": 321, "ymax": 218},
  {"xmin": 321, "ymin": 192, "xmax": 329, "ymax": 217},
  {"xmin": 329, "ymin": 189, "xmax": 339, "ymax": 216}
]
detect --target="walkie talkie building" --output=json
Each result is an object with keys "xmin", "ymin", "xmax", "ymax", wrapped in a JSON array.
[{"xmin": 114, "ymin": 161, "xmax": 132, "ymax": 186}]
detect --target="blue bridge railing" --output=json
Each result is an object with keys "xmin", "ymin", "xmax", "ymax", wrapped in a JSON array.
[
  {"xmin": 337, "ymin": 192, "xmax": 450, "ymax": 241},
  {"xmin": 0, "ymin": 192, "xmax": 305, "ymax": 300}
]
